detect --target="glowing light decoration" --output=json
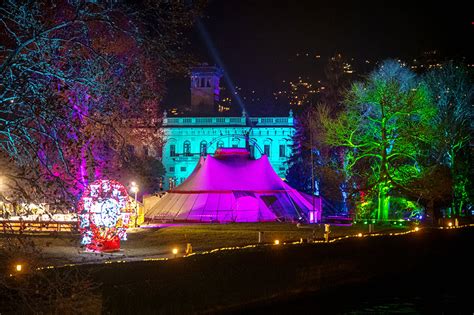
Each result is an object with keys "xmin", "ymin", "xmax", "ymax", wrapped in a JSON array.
[{"xmin": 77, "ymin": 180, "xmax": 133, "ymax": 252}]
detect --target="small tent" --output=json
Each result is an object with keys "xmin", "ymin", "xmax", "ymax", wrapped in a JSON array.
[{"xmin": 144, "ymin": 148, "xmax": 321, "ymax": 223}]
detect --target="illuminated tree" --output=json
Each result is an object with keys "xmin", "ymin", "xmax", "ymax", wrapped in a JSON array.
[
  {"xmin": 0, "ymin": 0, "xmax": 201, "ymax": 208},
  {"xmin": 424, "ymin": 62, "xmax": 473, "ymax": 217},
  {"xmin": 320, "ymin": 60, "xmax": 436, "ymax": 221}
]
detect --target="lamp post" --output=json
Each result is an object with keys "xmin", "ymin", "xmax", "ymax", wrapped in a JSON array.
[{"xmin": 130, "ymin": 182, "xmax": 139, "ymax": 227}]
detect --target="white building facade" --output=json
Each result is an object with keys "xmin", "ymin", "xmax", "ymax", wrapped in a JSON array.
[{"xmin": 162, "ymin": 112, "xmax": 295, "ymax": 190}]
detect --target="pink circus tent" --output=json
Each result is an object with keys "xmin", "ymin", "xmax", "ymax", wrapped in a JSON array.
[{"xmin": 144, "ymin": 148, "xmax": 322, "ymax": 223}]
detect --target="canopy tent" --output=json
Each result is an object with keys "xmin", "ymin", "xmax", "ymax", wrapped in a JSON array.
[{"xmin": 144, "ymin": 148, "xmax": 321, "ymax": 223}]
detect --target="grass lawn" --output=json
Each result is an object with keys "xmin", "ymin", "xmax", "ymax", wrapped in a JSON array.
[{"xmin": 0, "ymin": 221, "xmax": 412, "ymax": 266}]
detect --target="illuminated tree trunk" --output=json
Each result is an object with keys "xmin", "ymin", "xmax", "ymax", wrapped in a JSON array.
[
  {"xmin": 377, "ymin": 183, "xmax": 390, "ymax": 221},
  {"xmin": 377, "ymin": 116, "xmax": 390, "ymax": 221}
]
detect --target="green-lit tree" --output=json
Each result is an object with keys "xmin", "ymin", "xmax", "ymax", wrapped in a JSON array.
[
  {"xmin": 424, "ymin": 62, "xmax": 474, "ymax": 217},
  {"xmin": 319, "ymin": 60, "xmax": 436, "ymax": 221}
]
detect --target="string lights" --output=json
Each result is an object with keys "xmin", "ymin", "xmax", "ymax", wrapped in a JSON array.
[{"xmin": 35, "ymin": 224, "xmax": 474, "ymax": 271}]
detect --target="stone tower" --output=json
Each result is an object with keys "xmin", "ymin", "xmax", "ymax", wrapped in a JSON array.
[{"xmin": 190, "ymin": 65, "xmax": 223, "ymax": 114}]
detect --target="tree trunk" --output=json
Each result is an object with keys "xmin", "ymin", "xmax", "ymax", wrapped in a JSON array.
[
  {"xmin": 377, "ymin": 182, "xmax": 390, "ymax": 221},
  {"xmin": 377, "ymin": 115, "xmax": 390, "ymax": 222}
]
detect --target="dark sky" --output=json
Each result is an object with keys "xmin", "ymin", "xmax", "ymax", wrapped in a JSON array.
[{"xmin": 165, "ymin": 0, "xmax": 473, "ymax": 109}]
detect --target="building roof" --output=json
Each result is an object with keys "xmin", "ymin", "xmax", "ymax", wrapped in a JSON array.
[{"xmin": 144, "ymin": 148, "xmax": 321, "ymax": 223}]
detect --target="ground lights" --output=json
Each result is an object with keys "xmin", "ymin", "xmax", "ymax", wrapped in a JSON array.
[{"xmin": 32, "ymin": 224, "xmax": 474, "ymax": 272}]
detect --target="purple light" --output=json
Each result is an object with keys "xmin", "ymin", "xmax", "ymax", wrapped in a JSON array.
[{"xmin": 145, "ymin": 149, "xmax": 322, "ymax": 223}]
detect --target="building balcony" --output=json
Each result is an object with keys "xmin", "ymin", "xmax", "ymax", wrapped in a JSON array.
[
  {"xmin": 163, "ymin": 115, "xmax": 294, "ymax": 127},
  {"xmin": 170, "ymin": 154, "xmax": 199, "ymax": 162}
]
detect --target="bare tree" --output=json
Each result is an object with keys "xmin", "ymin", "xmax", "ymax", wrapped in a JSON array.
[{"xmin": 0, "ymin": 0, "xmax": 201, "ymax": 208}]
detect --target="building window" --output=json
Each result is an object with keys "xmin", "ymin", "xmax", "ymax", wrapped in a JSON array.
[
  {"xmin": 217, "ymin": 141, "xmax": 224, "ymax": 148},
  {"xmin": 183, "ymin": 140, "xmax": 191, "ymax": 156},
  {"xmin": 264, "ymin": 144, "xmax": 271, "ymax": 157},
  {"xmin": 200, "ymin": 140, "xmax": 207, "ymax": 156},
  {"xmin": 232, "ymin": 138, "xmax": 239, "ymax": 148},
  {"xmin": 180, "ymin": 166, "xmax": 186, "ymax": 172},
  {"xmin": 279, "ymin": 145, "xmax": 286, "ymax": 158},
  {"xmin": 170, "ymin": 144, "xmax": 176, "ymax": 157},
  {"xmin": 169, "ymin": 166, "xmax": 175, "ymax": 172}
]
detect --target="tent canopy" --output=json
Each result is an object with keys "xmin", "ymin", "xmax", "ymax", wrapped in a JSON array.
[{"xmin": 145, "ymin": 148, "xmax": 321, "ymax": 223}]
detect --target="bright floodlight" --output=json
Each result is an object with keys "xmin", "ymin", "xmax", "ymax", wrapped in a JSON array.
[
  {"xmin": 448, "ymin": 222, "xmax": 453, "ymax": 227},
  {"xmin": 16, "ymin": 264, "xmax": 22, "ymax": 272},
  {"xmin": 274, "ymin": 240, "xmax": 280, "ymax": 245},
  {"xmin": 131, "ymin": 186, "xmax": 139, "ymax": 193},
  {"xmin": 172, "ymin": 248, "xmax": 178, "ymax": 255},
  {"xmin": 414, "ymin": 227, "xmax": 420, "ymax": 232},
  {"xmin": 357, "ymin": 233, "xmax": 363, "ymax": 237}
]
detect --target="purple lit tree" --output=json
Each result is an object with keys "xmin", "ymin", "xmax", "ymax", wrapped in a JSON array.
[
  {"xmin": 0, "ymin": 0, "xmax": 201, "ymax": 210},
  {"xmin": 0, "ymin": 1, "xmax": 202, "ymax": 312}
]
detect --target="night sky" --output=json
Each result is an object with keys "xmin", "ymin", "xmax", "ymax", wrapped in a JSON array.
[{"xmin": 164, "ymin": 0, "xmax": 473, "ymax": 111}]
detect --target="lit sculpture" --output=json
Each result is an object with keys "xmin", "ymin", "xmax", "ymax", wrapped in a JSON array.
[{"xmin": 77, "ymin": 179, "xmax": 132, "ymax": 252}]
